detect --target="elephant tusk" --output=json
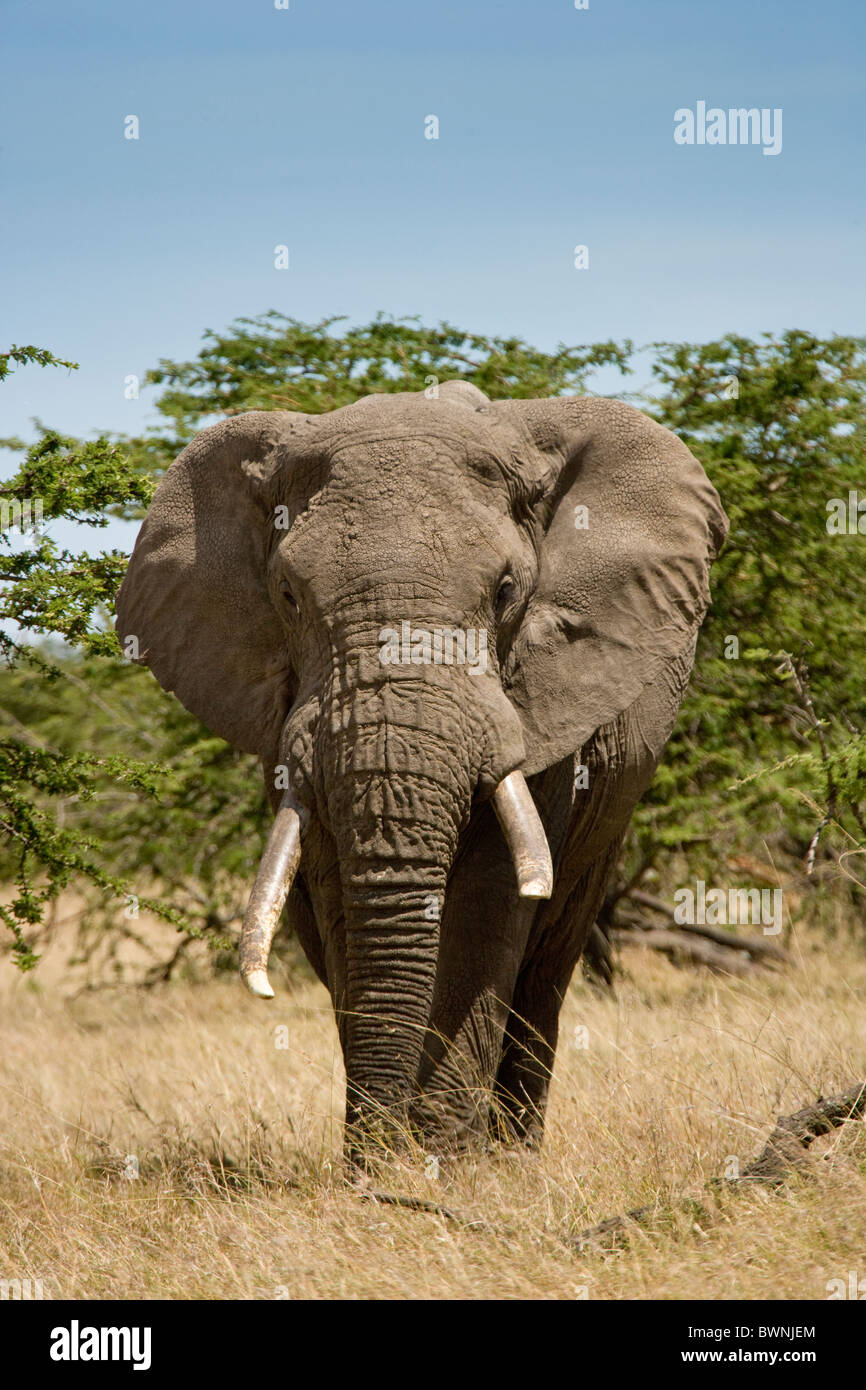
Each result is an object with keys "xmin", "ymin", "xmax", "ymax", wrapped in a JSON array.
[
  {"xmin": 239, "ymin": 788, "xmax": 310, "ymax": 999},
  {"xmin": 492, "ymin": 771, "xmax": 554, "ymax": 899}
]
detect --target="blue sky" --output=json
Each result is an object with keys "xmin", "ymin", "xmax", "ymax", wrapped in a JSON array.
[{"xmin": 2, "ymin": 0, "xmax": 864, "ymax": 553}]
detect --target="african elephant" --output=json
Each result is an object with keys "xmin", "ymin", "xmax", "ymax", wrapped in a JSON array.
[{"xmin": 115, "ymin": 381, "xmax": 727, "ymax": 1160}]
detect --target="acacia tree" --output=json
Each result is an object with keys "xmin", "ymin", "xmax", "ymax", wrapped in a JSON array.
[
  {"xmin": 0, "ymin": 347, "xmax": 193, "ymax": 969},
  {"xmin": 631, "ymin": 331, "xmax": 866, "ymax": 903}
]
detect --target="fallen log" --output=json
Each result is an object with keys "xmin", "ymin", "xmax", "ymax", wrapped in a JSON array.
[
  {"xmin": 623, "ymin": 889, "xmax": 791, "ymax": 963},
  {"xmin": 612, "ymin": 926, "xmax": 755, "ymax": 975},
  {"xmin": 739, "ymin": 1080, "xmax": 866, "ymax": 1184},
  {"xmin": 570, "ymin": 1080, "xmax": 866, "ymax": 1251},
  {"xmin": 679, "ymin": 921, "xmax": 790, "ymax": 964}
]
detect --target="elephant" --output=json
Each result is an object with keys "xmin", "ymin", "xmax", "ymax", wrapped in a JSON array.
[{"xmin": 115, "ymin": 380, "xmax": 727, "ymax": 1162}]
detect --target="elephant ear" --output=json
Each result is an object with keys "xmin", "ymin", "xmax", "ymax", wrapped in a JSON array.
[
  {"xmin": 115, "ymin": 411, "xmax": 319, "ymax": 757},
  {"xmin": 491, "ymin": 397, "xmax": 728, "ymax": 776}
]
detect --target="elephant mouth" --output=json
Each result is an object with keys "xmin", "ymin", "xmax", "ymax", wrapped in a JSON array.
[{"xmin": 238, "ymin": 769, "xmax": 553, "ymax": 1000}]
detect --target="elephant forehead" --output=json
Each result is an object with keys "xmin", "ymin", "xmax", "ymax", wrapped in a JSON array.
[
  {"xmin": 284, "ymin": 439, "xmax": 512, "ymax": 561},
  {"xmin": 322, "ymin": 389, "xmax": 508, "ymax": 438},
  {"xmin": 321, "ymin": 427, "xmax": 502, "ymax": 489},
  {"xmin": 283, "ymin": 516, "xmax": 500, "ymax": 609},
  {"xmin": 315, "ymin": 395, "xmax": 527, "ymax": 467}
]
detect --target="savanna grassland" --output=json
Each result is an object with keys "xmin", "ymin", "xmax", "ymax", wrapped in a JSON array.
[
  {"xmin": 1, "ymin": 902, "xmax": 864, "ymax": 1302},
  {"xmin": 2, "ymin": 326, "xmax": 865, "ymax": 1302}
]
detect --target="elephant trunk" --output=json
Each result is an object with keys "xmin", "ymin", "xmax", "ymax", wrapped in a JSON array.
[
  {"xmin": 323, "ymin": 678, "xmax": 468, "ymax": 1146},
  {"xmin": 318, "ymin": 662, "xmax": 549, "ymax": 1152},
  {"xmin": 340, "ymin": 876, "xmax": 447, "ymax": 1145}
]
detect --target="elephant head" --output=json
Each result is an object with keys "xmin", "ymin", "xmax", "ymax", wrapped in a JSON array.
[{"xmin": 116, "ymin": 382, "xmax": 726, "ymax": 1149}]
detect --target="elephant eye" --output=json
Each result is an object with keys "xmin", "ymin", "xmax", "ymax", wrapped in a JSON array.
[
  {"xmin": 495, "ymin": 575, "xmax": 515, "ymax": 614},
  {"xmin": 279, "ymin": 579, "xmax": 299, "ymax": 612}
]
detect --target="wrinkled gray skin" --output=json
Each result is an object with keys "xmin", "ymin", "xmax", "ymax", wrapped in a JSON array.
[{"xmin": 116, "ymin": 382, "xmax": 727, "ymax": 1160}]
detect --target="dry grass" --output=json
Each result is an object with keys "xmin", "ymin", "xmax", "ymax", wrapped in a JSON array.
[{"xmin": 1, "ymin": 910, "xmax": 864, "ymax": 1300}]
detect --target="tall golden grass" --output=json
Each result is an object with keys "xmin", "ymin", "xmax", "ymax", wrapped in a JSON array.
[{"xmin": 1, "ymin": 903, "xmax": 864, "ymax": 1300}]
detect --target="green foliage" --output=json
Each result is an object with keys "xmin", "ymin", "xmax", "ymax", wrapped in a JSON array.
[
  {"xmin": 0, "ymin": 428, "xmax": 154, "ymax": 656},
  {"xmin": 147, "ymin": 311, "xmax": 631, "ymax": 416},
  {"xmin": 0, "ymin": 653, "xmax": 268, "ymax": 972},
  {"xmin": 0, "ymin": 734, "xmax": 182, "ymax": 970},
  {"xmin": 0, "ymin": 353, "xmax": 204, "ymax": 965},
  {"xmin": 0, "ymin": 345, "xmax": 78, "ymax": 384},
  {"xmin": 630, "ymin": 331, "xmax": 866, "ymax": 895}
]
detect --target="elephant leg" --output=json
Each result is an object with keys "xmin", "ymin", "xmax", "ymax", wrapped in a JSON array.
[
  {"xmin": 414, "ymin": 753, "xmax": 611, "ymax": 1148},
  {"xmin": 492, "ymin": 647, "xmax": 695, "ymax": 1144},
  {"xmin": 489, "ymin": 975, "xmax": 561, "ymax": 1147},
  {"xmin": 491, "ymin": 833, "xmax": 626, "ymax": 1145}
]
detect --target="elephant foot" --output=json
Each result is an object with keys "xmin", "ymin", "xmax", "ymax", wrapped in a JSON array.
[{"xmin": 486, "ymin": 1085, "xmax": 548, "ymax": 1150}]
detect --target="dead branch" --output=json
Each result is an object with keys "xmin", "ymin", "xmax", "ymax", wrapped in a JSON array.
[
  {"xmin": 626, "ymin": 888, "xmax": 790, "ymax": 957},
  {"xmin": 683, "ymin": 923, "xmax": 789, "ymax": 962},
  {"xmin": 617, "ymin": 918, "xmax": 789, "ymax": 965},
  {"xmin": 570, "ymin": 1080, "xmax": 866, "ymax": 1251},
  {"xmin": 613, "ymin": 927, "xmax": 755, "ymax": 975},
  {"xmin": 624, "ymin": 888, "xmax": 677, "ymax": 917},
  {"xmin": 359, "ymin": 1190, "xmax": 491, "ymax": 1231},
  {"xmin": 738, "ymin": 1080, "xmax": 866, "ymax": 1185},
  {"xmin": 614, "ymin": 887, "xmax": 792, "ymax": 965}
]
